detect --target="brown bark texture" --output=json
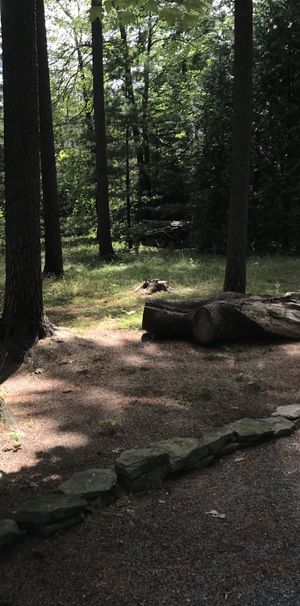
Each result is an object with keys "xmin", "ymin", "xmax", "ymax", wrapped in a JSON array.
[
  {"xmin": 37, "ymin": 0, "xmax": 64, "ymax": 277},
  {"xmin": 142, "ymin": 292, "xmax": 300, "ymax": 344},
  {"xmin": 1, "ymin": 0, "xmax": 52, "ymax": 352},
  {"xmin": 224, "ymin": 0, "xmax": 253, "ymax": 293},
  {"xmin": 91, "ymin": 0, "xmax": 115, "ymax": 260}
]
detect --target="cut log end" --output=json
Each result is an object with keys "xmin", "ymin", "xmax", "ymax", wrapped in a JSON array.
[{"xmin": 192, "ymin": 307, "xmax": 214, "ymax": 344}]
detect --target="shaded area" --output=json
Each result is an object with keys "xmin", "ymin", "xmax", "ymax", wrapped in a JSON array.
[
  {"xmin": 1, "ymin": 438, "xmax": 299, "ymax": 606},
  {"xmin": 1, "ymin": 328, "xmax": 300, "ymax": 510},
  {"xmin": 0, "ymin": 329, "xmax": 299, "ymax": 605}
]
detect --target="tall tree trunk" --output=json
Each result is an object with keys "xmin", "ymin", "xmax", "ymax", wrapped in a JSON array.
[
  {"xmin": 37, "ymin": 0, "xmax": 64, "ymax": 277},
  {"xmin": 141, "ymin": 15, "xmax": 153, "ymax": 201},
  {"xmin": 118, "ymin": 20, "xmax": 145, "ymax": 207},
  {"xmin": 125, "ymin": 124, "xmax": 133, "ymax": 250},
  {"xmin": 1, "ymin": 0, "xmax": 52, "ymax": 353},
  {"xmin": 224, "ymin": 0, "xmax": 253, "ymax": 293},
  {"xmin": 91, "ymin": 0, "xmax": 114, "ymax": 260},
  {"xmin": 74, "ymin": 31, "xmax": 94, "ymax": 143}
]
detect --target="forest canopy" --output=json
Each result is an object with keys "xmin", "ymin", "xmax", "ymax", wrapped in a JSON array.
[
  {"xmin": 0, "ymin": 0, "xmax": 299, "ymax": 349},
  {"xmin": 0, "ymin": 0, "xmax": 294, "ymax": 255}
]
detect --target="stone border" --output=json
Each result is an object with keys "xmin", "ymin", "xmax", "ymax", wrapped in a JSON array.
[{"xmin": 1, "ymin": 405, "xmax": 300, "ymax": 551}]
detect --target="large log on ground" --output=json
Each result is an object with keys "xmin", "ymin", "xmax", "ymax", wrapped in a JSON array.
[{"xmin": 142, "ymin": 292, "xmax": 300, "ymax": 344}]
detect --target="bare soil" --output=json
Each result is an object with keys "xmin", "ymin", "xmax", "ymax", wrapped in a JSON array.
[{"xmin": 0, "ymin": 328, "xmax": 299, "ymax": 605}]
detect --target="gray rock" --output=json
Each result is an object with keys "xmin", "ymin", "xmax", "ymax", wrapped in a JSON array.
[
  {"xmin": 119, "ymin": 463, "xmax": 169, "ymax": 492},
  {"xmin": 115, "ymin": 446, "xmax": 168, "ymax": 481},
  {"xmin": 272, "ymin": 404, "xmax": 300, "ymax": 425},
  {"xmin": 262, "ymin": 416, "xmax": 295, "ymax": 437},
  {"xmin": 152, "ymin": 429, "xmax": 234, "ymax": 474},
  {"xmin": 198, "ymin": 427, "xmax": 235, "ymax": 456},
  {"xmin": 14, "ymin": 494, "xmax": 87, "ymax": 526},
  {"xmin": 192, "ymin": 455, "xmax": 214, "ymax": 470},
  {"xmin": 219, "ymin": 442, "xmax": 239, "ymax": 457},
  {"xmin": 151, "ymin": 437, "xmax": 209, "ymax": 473},
  {"xmin": 34, "ymin": 513, "xmax": 85, "ymax": 536},
  {"xmin": 227, "ymin": 418, "xmax": 273, "ymax": 443},
  {"xmin": 0, "ymin": 519, "xmax": 23, "ymax": 550},
  {"xmin": 58, "ymin": 468, "xmax": 117, "ymax": 500}
]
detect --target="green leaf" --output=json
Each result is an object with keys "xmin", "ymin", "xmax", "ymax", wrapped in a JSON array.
[
  {"xmin": 145, "ymin": 0, "xmax": 159, "ymax": 11},
  {"xmin": 159, "ymin": 7, "xmax": 182, "ymax": 25},
  {"xmin": 103, "ymin": 0, "xmax": 113, "ymax": 13},
  {"xmin": 182, "ymin": 11, "xmax": 201, "ymax": 27},
  {"xmin": 175, "ymin": 131, "xmax": 187, "ymax": 139},
  {"xmin": 118, "ymin": 9, "xmax": 137, "ymax": 25}
]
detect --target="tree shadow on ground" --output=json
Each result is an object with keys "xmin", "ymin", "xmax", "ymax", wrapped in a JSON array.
[
  {"xmin": 0, "ymin": 329, "xmax": 299, "ymax": 606},
  {"xmin": 0, "ymin": 327, "xmax": 299, "ymax": 519}
]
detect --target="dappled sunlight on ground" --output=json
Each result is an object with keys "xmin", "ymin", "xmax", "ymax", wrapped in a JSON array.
[
  {"xmin": 1, "ymin": 325, "xmax": 300, "ymax": 516},
  {"xmin": 0, "ymin": 321, "xmax": 299, "ymax": 606}
]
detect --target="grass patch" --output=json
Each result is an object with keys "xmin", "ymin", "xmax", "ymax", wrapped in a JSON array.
[{"xmin": 0, "ymin": 237, "xmax": 299, "ymax": 332}]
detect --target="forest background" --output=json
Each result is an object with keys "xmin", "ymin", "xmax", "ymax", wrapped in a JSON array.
[{"xmin": 1, "ymin": 0, "xmax": 298, "ymax": 257}]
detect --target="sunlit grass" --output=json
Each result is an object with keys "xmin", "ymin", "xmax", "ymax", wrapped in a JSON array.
[
  {"xmin": 0, "ymin": 238, "xmax": 299, "ymax": 332},
  {"xmin": 42, "ymin": 238, "xmax": 300, "ymax": 331}
]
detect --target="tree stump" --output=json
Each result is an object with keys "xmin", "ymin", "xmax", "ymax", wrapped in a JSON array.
[
  {"xmin": 135, "ymin": 279, "xmax": 171, "ymax": 294},
  {"xmin": 142, "ymin": 292, "xmax": 300, "ymax": 344}
]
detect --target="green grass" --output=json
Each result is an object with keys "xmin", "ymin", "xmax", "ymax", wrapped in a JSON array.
[{"xmin": 1, "ymin": 238, "xmax": 300, "ymax": 331}]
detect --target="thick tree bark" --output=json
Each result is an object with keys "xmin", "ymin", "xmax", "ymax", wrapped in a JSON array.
[
  {"xmin": 142, "ymin": 293, "xmax": 300, "ymax": 344},
  {"xmin": 224, "ymin": 0, "xmax": 253, "ymax": 293},
  {"xmin": 37, "ymin": 0, "xmax": 64, "ymax": 277},
  {"xmin": 1, "ymin": 0, "xmax": 52, "ymax": 353},
  {"xmin": 91, "ymin": 0, "xmax": 115, "ymax": 260}
]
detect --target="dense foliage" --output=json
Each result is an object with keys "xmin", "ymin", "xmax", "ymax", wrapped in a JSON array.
[{"xmin": 1, "ymin": 0, "xmax": 299, "ymax": 254}]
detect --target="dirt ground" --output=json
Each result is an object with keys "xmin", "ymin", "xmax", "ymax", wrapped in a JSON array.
[{"xmin": 0, "ymin": 328, "xmax": 300, "ymax": 605}]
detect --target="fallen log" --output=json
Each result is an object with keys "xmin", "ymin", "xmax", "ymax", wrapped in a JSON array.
[{"xmin": 142, "ymin": 292, "xmax": 300, "ymax": 344}]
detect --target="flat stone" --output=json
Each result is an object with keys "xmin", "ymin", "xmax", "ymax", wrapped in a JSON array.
[
  {"xmin": 34, "ymin": 513, "xmax": 85, "ymax": 536},
  {"xmin": 227, "ymin": 418, "xmax": 273, "ymax": 443},
  {"xmin": 58, "ymin": 468, "xmax": 117, "ymax": 500},
  {"xmin": 119, "ymin": 463, "xmax": 169, "ymax": 492},
  {"xmin": 151, "ymin": 437, "xmax": 208, "ymax": 473},
  {"xmin": 198, "ymin": 427, "xmax": 235, "ymax": 456},
  {"xmin": 14, "ymin": 494, "xmax": 87, "ymax": 526},
  {"xmin": 115, "ymin": 446, "xmax": 168, "ymax": 481},
  {"xmin": 0, "ymin": 519, "xmax": 23, "ymax": 550},
  {"xmin": 272, "ymin": 404, "xmax": 300, "ymax": 424},
  {"xmin": 262, "ymin": 416, "xmax": 295, "ymax": 437},
  {"xmin": 152, "ymin": 429, "xmax": 234, "ymax": 474}
]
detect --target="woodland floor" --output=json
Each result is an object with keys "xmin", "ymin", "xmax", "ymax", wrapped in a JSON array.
[{"xmin": 0, "ymin": 326, "xmax": 300, "ymax": 605}]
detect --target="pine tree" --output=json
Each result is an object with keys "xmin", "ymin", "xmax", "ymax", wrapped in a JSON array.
[
  {"xmin": 1, "ymin": 0, "xmax": 52, "ymax": 354},
  {"xmin": 91, "ymin": 0, "xmax": 115, "ymax": 260},
  {"xmin": 224, "ymin": 0, "xmax": 253, "ymax": 293},
  {"xmin": 37, "ymin": 0, "xmax": 64, "ymax": 277}
]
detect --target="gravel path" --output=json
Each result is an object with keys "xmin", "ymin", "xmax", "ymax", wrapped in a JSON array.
[
  {"xmin": 2, "ymin": 437, "xmax": 300, "ymax": 606},
  {"xmin": 1, "ymin": 329, "xmax": 300, "ymax": 605}
]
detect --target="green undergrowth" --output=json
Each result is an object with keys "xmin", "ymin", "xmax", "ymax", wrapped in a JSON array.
[{"xmin": 1, "ymin": 238, "xmax": 300, "ymax": 332}]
